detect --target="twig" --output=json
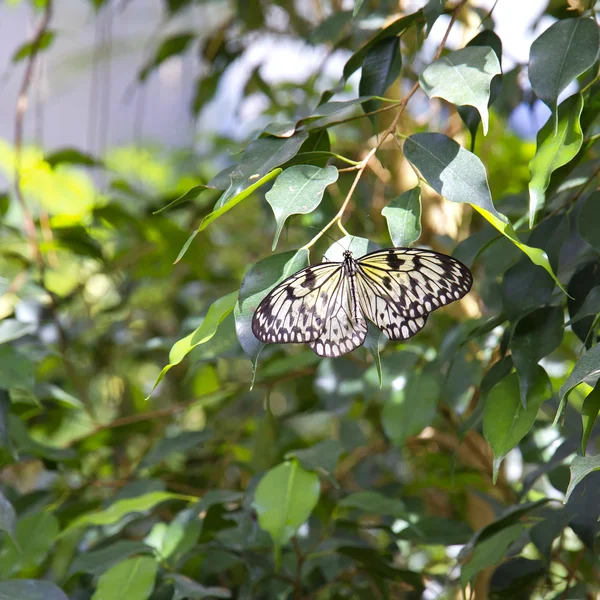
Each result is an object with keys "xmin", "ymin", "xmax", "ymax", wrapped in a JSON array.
[
  {"xmin": 560, "ymin": 548, "xmax": 585, "ymax": 599},
  {"xmin": 292, "ymin": 536, "xmax": 305, "ymax": 600},
  {"xmin": 13, "ymin": 0, "xmax": 53, "ymax": 264},
  {"xmin": 301, "ymin": 0, "xmax": 469, "ymax": 250}
]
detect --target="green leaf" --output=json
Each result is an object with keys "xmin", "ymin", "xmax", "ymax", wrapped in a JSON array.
[
  {"xmin": 68, "ymin": 541, "xmax": 153, "ymax": 576},
  {"xmin": 352, "ymin": 0, "xmax": 364, "ymax": 17},
  {"xmin": 530, "ymin": 508, "xmax": 574, "ymax": 561},
  {"xmin": 11, "ymin": 31, "xmax": 55, "ymax": 62},
  {"xmin": 149, "ymin": 291, "xmax": 237, "ymax": 396},
  {"xmin": 423, "ymin": 0, "xmax": 445, "ymax": 33},
  {"xmin": 0, "ymin": 580, "xmax": 68, "ymax": 600},
  {"xmin": 364, "ymin": 323, "xmax": 384, "ymax": 388},
  {"xmin": 483, "ymin": 368, "xmax": 551, "ymax": 482},
  {"xmin": 208, "ymin": 134, "xmax": 308, "ymax": 191},
  {"xmin": 381, "ymin": 186, "xmax": 422, "ymax": 247},
  {"xmin": 199, "ymin": 169, "xmax": 282, "ymax": 233},
  {"xmin": 404, "ymin": 132, "xmax": 563, "ymax": 290},
  {"xmin": 529, "ymin": 17, "xmax": 599, "ymax": 129},
  {"xmin": 382, "ymin": 372, "xmax": 439, "ymax": 447},
  {"xmin": 139, "ymin": 33, "xmax": 195, "ymax": 82},
  {"xmin": 153, "ymin": 185, "xmax": 211, "ymax": 214},
  {"xmin": 62, "ymin": 492, "xmax": 187, "ymax": 535},
  {"xmin": 358, "ymin": 36, "xmax": 402, "ymax": 119},
  {"xmin": 0, "ymin": 320, "xmax": 35, "ymax": 345},
  {"xmin": 252, "ymin": 460, "xmax": 320, "ymax": 565},
  {"xmin": 45, "ymin": 147, "xmax": 103, "ymax": 168},
  {"xmin": 338, "ymin": 491, "xmax": 407, "ymax": 518},
  {"xmin": 8, "ymin": 415, "xmax": 76, "ymax": 462},
  {"xmin": 234, "ymin": 249, "xmax": 309, "ymax": 373},
  {"xmin": 567, "ymin": 285, "xmax": 600, "ymax": 324},
  {"xmin": 170, "ymin": 574, "xmax": 231, "ymax": 600},
  {"xmin": 140, "ymin": 430, "xmax": 212, "ymax": 468},
  {"xmin": 565, "ymin": 454, "xmax": 600, "ymax": 503},
  {"xmin": 92, "ymin": 556, "xmax": 158, "ymax": 600},
  {"xmin": 458, "ymin": 30, "xmax": 503, "ymax": 147},
  {"xmin": 460, "ymin": 524, "xmax": 525, "ymax": 590},
  {"xmin": 581, "ymin": 384, "xmax": 600, "ymax": 455},
  {"xmin": 0, "ymin": 512, "xmax": 59, "ymax": 576},
  {"xmin": 0, "ymin": 491, "xmax": 16, "ymax": 545},
  {"xmin": 265, "ymin": 165, "xmax": 338, "ymax": 250},
  {"xmin": 404, "ymin": 133, "xmax": 504, "ymax": 220},
  {"xmin": 0, "ymin": 346, "xmax": 34, "ymax": 390},
  {"xmin": 396, "ymin": 516, "xmax": 472, "ymax": 545},
  {"xmin": 578, "ymin": 191, "xmax": 600, "ymax": 252},
  {"xmin": 343, "ymin": 10, "xmax": 424, "ymax": 80},
  {"xmin": 285, "ymin": 439, "xmax": 344, "ymax": 478},
  {"xmin": 510, "ymin": 307, "xmax": 563, "ymax": 406},
  {"xmin": 555, "ymin": 344, "xmax": 600, "ymax": 426},
  {"xmin": 528, "ymin": 93, "xmax": 584, "ymax": 226},
  {"xmin": 420, "ymin": 46, "xmax": 501, "ymax": 135}
]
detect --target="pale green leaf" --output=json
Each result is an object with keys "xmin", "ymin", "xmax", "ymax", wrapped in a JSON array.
[
  {"xmin": 92, "ymin": 556, "xmax": 158, "ymax": 600},
  {"xmin": 420, "ymin": 46, "xmax": 501, "ymax": 135},
  {"xmin": 381, "ymin": 186, "xmax": 422, "ymax": 247},
  {"xmin": 266, "ymin": 165, "xmax": 338, "ymax": 250},
  {"xmin": 565, "ymin": 454, "xmax": 600, "ymax": 503}
]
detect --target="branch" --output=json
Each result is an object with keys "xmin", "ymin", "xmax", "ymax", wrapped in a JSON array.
[{"xmin": 301, "ymin": 0, "xmax": 469, "ymax": 250}]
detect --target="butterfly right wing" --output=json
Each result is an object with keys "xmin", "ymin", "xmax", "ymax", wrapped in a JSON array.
[{"xmin": 252, "ymin": 262, "xmax": 344, "ymax": 344}]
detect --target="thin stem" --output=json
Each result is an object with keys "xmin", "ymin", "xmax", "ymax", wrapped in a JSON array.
[{"xmin": 300, "ymin": 0, "xmax": 468, "ymax": 251}]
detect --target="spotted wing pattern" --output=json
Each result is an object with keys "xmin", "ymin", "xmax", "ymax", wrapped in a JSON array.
[
  {"xmin": 251, "ymin": 262, "xmax": 344, "ymax": 344},
  {"xmin": 307, "ymin": 272, "xmax": 367, "ymax": 357},
  {"xmin": 356, "ymin": 248, "xmax": 472, "ymax": 319},
  {"xmin": 251, "ymin": 246, "xmax": 473, "ymax": 357}
]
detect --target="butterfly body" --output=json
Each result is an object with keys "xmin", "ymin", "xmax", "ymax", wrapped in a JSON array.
[{"xmin": 252, "ymin": 247, "xmax": 472, "ymax": 358}]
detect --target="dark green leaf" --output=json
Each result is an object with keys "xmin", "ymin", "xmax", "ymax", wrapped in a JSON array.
[
  {"xmin": 140, "ymin": 431, "xmax": 212, "ymax": 468},
  {"xmin": 0, "ymin": 580, "xmax": 67, "ymax": 600},
  {"xmin": 45, "ymin": 148, "xmax": 103, "ymax": 168},
  {"xmin": 338, "ymin": 491, "xmax": 407, "ymax": 518},
  {"xmin": 0, "ymin": 346, "xmax": 34, "ymax": 390},
  {"xmin": 530, "ymin": 508, "xmax": 574, "ymax": 561},
  {"xmin": 529, "ymin": 18, "xmax": 599, "ymax": 127},
  {"xmin": 578, "ymin": 190, "xmax": 600, "ymax": 252},
  {"xmin": 0, "ymin": 491, "xmax": 16, "ymax": 544},
  {"xmin": 581, "ymin": 383, "xmax": 600, "ymax": 455},
  {"xmin": 68, "ymin": 541, "xmax": 153, "ymax": 576},
  {"xmin": 359, "ymin": 36, "xmax": 402, "ymax": 119},
  {"xmin": 139, "ymin": 33, "xmax": 196, "ymax": 82},
  {"xmin": 510, "ymin": 307, "xmax": 563, "ymax": 406},
  {"xmin": 285, "ymin": 439, "xmax": 344, "ymax": 477},
  {"xmin": 170, "ymin": 574, "xmax": 231, "ymax": 600}
]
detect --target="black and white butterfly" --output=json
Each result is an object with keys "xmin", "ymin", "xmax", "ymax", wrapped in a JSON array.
[{"xmin": 251, "ymin": 247, "xmax": 472, "ymax": 357}]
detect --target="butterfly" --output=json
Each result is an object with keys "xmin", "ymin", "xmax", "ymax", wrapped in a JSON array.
[{"xmin": 251, "ymin": 247, "xmax": 472, "ymax": 357}]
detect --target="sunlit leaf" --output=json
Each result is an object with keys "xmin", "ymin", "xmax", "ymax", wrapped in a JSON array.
[
  {"xmin": 381, "ymin": 186, "xmax": 422, "ymax": 247},
  {"xmin": 420, "ymin": 46, "xmax": 501, "ymax": 135},
  {"xmin": 12, "ymin": 31, "xmax": 55, "ymax": 62},
  {"xmin": 149, "ymin": 291, "xmax": 237, "ymax": 396},
  {"xmin": 565, "ymin": 454, "xmax": 600, "ymax": 503},
  {"xmin": 581, "ymin": 383, "xmax": 600, "ymax": 455},
  {"xmin": 528, "ymin": 93, "xmax": 583, "ymax": 226},
  {"xmin": 253, "ymin": 460, "xmax": 320, "ymax": 566},
  {"xmin": 265, "ymin": 165, "xmax": 338, "ymax": 250}
]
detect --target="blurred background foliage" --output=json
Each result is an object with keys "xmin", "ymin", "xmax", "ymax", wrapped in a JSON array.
[{"xmin": 0, "ymin": 0, "xmax": 599, "ymax": 599}]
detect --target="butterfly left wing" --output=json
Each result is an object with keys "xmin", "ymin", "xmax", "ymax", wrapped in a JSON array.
[
  {"xmin": 307, "ymin": 271, "xmax": 367, "ymax": 357},
  {"xmin": 356, "ymin": 248, "xmax": 472, "ymax": 320},
  {"xmin": 252, "ymin": 262, "xmax": 344, "ymax": 345}
]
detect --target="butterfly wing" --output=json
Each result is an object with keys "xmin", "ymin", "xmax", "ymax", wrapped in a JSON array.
[
  {"xmin": 307, "ymin": 271, "xmax": 367, "ymax": 357},
  {"xmin": 357, "ymin": 248, "xmax": 472, "ymax": 321},
  {"xmin": 252, "ymin": 262, "xmax": 344, "ymax": 344}
]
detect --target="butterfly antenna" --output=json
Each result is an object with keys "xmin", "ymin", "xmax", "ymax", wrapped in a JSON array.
[{"xmin": 307, "ymin": 226, "xmax": 347, "ymax": 253}]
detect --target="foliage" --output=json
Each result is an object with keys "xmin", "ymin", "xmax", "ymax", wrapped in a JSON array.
[{"xmin": 1, "ymin": 0, "xmax": 600, "ymax": 599}]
